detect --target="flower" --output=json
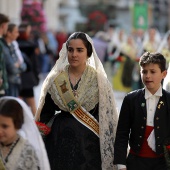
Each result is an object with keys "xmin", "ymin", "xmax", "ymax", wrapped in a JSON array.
[
  {"xmin": 36, "ymin": 121, "xmax": 51, "ymax": 137},
  {"xmin": 157, "ymin": 101, "xmax": 164, "ymax": 109},
  {"xmin": 21, "ymin": 0, "xmax": 47, "ymax": 33}
]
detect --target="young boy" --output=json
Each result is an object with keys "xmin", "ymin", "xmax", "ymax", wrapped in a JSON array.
[{"xmin": 114, "ymin": 52, "xmax": 170, "ymax": 170}]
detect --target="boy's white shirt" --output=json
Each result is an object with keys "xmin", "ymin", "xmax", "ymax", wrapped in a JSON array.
[
  {"xmin": 117, "ymin": 85, "xmax": 162, "ymax": 170},
  {"xmin": 145, "ymin": 85, "xmax": 162, "ymax": 151}
]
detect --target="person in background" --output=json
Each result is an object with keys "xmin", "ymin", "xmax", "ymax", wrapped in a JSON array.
[
  {"xmin": 92, "ymin": 31, "xmax": 110, "ymax": 64},
  {"xmin": 55, "ymin": 30, "xmax": 68, "ymax": 60},
  {"xmin": 0, "ymin": 13, "xmax": 9, "ymax": 97},
  {"xmin": 46, "ymin": 30, "xmax": 58, "ymax": 61},
  {"xmin": 17, "ymin": 22, "xmax": 40, "ymax": 115},
  {"xmin": 143, "ymin": 27, "xmax": 160, "ymax": 53},
  {"xmin": 0, "ymin": 96, "xmax": 50, "ymax": 170},
  {"xmin": 158, "ymin": 32, "xmax": 170, "ymax": 92},
  {"xmin": 35, "ymin": 32, "xmax": 118, "ymax": 170},
  {"xmin": 2, "ymin": 23, "xmax": 26, "ymax": 97},
  {"xmin": 114, "ymin": 52, "xmax": 170, "ymax": 170}
]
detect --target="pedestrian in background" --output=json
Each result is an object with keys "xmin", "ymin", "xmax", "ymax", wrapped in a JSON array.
[
  {"xmin": 2, "ymin": 23, "xmax": 26, "ymax": 97},
  {"xmin": 0, "ymin": 96, "xmax": 50, "ymax": 170},
  {"xmin": 35, "ymin": 32, "xmax": 118, "ymax": 170},
  {"xmin": 114, "ymin": 52, "xmax": 170, "ymax": 170},
  {"xmin": 17, "ymin": 22, "xmax": 40, "ymax": 115},
  {"xmin": 0, "ymin": 13, "xmax": 9, "ymax": 97}
]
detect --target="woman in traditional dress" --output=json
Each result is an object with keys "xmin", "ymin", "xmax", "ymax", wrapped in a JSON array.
[
  {"xmin": 35, "ymin": 32, "xmax": 118, "ymax": 170},
  {"xmin": 0, "ymin": 96, "xmax": 50, "ymax": 170},
  {"xmin": 112, "ymin": 34, "xmax": 137, "ymax": 92},
  {"xmin": 158, "ymin": 30, "xmax": 170, "ymax": 92},
  {"xmin": 142, "ymin": 27, "xmax": 161, "ymax": 53}
]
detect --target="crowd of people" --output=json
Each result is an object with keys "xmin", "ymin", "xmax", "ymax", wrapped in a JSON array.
[
  {"xmin": 0, "ymin": 13, "xmax": 68, "ymax": 115},
  {"xmin": 0, "ymin": 12, "xmax": 170, "ymax": 170},
  {"xmin": 92, "ymin": 25, "xmax": 170, "ymax": 94}
]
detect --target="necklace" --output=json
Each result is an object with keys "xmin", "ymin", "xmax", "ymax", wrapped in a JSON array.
[
  {"xmin": 70, "ymin": 78, "xmax": 81, "ymax": 97},
  {"xmin": 68, "ymin": 67, "xmax": 85, "ymax": 86},
  {"xmin": 68, "ymin": 67, "xmax": 84, "ymax": 97},
  {"xmin": 0, "ymin": 137, "xmax": 20, "ymax": 163},
  {"xmin": 69, "ymin": 72, "xmax": 82, "ymax": 86}
]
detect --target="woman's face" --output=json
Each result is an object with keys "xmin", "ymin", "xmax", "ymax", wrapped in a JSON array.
[
  {"xmin": 8, "ymin": 26, "xmax": 19, "ymax": 41},
  {"xmin": 67, "ymin": 39, "xmax": 88, "ymax": 68},
  {"xmin": 0, "ymin": 115, "xmax": 18, "ymax": 145}
]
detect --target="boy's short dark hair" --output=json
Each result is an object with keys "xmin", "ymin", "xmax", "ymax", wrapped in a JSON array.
[
  {"xmin": 0, "ymin": 99, "xmax": 24, "ymax": 129},
  {"xmin": 0, "ymin": 13, "xmax": 9, "ymax": 26},
  {"xmin": 139, "ymin": 52, "xmax": 166, "ymax": 72}
]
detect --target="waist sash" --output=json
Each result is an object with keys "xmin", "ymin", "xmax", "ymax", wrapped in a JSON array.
[{"xmin": 54, "ymin": 71, "xmax": 99, "ymax": 137}]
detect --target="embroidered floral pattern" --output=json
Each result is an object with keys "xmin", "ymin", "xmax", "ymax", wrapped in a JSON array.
[
  {"xmin": 50, "ymin": 66, "xmax": 99, "ymax": 112},
  {"xmin": 4, "ymin": 136, "xmax": 39, "ymax": 170}
]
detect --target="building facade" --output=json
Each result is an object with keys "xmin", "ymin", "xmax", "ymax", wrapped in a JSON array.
[{"xmin": 0, "ymin": 0, "xmax": 169, "ymax": 33}]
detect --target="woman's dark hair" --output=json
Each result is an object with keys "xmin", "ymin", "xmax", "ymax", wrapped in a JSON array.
[
  {"xmin": 66, "ymin": 32, "xmax": 93, "ymax": 57},
  {"xmin": 18, "ymin": 22, "xmax": 31, "ymax": 40},
  {"xmin": 139, "ymin": 52, "xmax": 166, "ymax": 72},
  {"xmin": 3, "ymin": 23, "xmax": 17, "ymax": 38},
  {"xmin": 0, "ymin": 13, "xmax": 9, "ymax": 26},
  {"xmin": 0, "ymin": 99, "xmax": 24, "ymax": 129},
  {"xmin": 7, "ymin": 23, "xmax": 17, "ymax": 33}
]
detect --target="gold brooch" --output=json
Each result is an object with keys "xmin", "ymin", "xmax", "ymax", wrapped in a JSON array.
[{"xmin": 157, "ymin": 101, "xmax": 164, "ymax": 109}]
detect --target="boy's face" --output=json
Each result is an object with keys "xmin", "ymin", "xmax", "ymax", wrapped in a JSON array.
[{"xmin": 140, "ymin": 63, "xmax": 167, "ymax": 94}]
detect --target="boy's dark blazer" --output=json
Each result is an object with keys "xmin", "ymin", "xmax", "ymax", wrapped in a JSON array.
[{"xmin": 114, "ymin": 88, "xmax": 170, "ymax": 165}]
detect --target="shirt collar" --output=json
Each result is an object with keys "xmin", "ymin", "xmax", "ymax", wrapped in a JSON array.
[{"xmin": 145, "ymin": 85, "xmax": 162, "ymax": 99}]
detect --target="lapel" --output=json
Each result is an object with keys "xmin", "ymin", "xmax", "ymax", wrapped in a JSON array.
[
  {"xmin": 154, "ymin": 89, "xmax": 166, "ymax": 118},
  {"xmin": 139, "ymin": 89, "xmax": 147, "ymax": 116}
]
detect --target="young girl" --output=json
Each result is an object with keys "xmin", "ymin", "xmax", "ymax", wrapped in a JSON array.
[{"xmin": 0, "ymin": 96, "xmax": 50, "ymax": 170}]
